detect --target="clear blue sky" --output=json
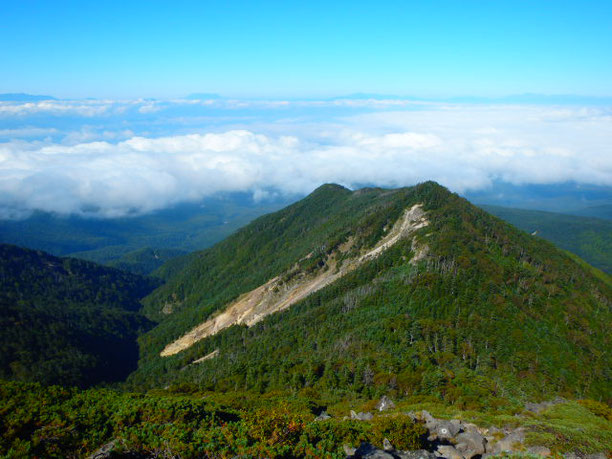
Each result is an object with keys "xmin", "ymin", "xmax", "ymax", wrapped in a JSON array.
[{"xmin": 1, "ymin": 0, "xmax": 611, "ymax": 98}]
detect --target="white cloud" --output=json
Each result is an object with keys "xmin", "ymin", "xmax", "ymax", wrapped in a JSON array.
[
  {"xmin": 138, "ymin": 103, "xmax": 161, "ymax": 114},
  {"xmin": 0, "ymin": 100, "xmax": 114, "ymax": 117},
  {"xmin": 0, "ymin": 101, "xmax": 610, "ymax": 218}
]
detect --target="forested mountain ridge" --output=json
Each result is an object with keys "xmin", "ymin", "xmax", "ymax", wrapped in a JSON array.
[
  {"xmin": 481, "ymin": 205, "xmax": 612, "ymax": 273},
  {"xmin": 0, "ymin": 244, "xmax": 158, "ymax": 387},
  {"xmin": 136, "ymin": 183, "xmax": 418, "ymax": 346},
  {"xmin": 128, "ymin": 182, "xmax": 611, "ymax": 407}
]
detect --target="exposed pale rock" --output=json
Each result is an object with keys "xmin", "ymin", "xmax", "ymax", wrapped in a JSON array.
[
  {"xmin": 350, "ymin": 410, "xmax": 374, "ymax": 421},
  {"xmin": 377, "ymin": 395, "xmax": 396, "ymax": 412},
  {"xmin": 161, "ymin": 204, "xmax": 429, "ymax": 356},
  {"xmin": 418, "ymin": 410, "xmax": 435, "ymax": 424},
  {"xmin": 190, "ymin": 349, "xmax": 219, "ymax": 364}
]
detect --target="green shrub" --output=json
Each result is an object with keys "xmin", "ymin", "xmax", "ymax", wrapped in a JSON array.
[
  {"xmin": 302, "ymin": 419, "xmax": 369, "ymax": 453},
  {"xmin": 369, "ymin": 415, "xmax": 427, "ymax": 450},
  {"xmin": 244, "ymin": 403, "xmax": 307, "ymax": 448},
  {"xmin": 578, "ymin": 399, "xmax": 612, "ymax": 421}
]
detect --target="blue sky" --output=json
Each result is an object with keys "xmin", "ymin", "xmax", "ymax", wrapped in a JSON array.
[
  {"xmin": 0, "ymin": 1, "xmax": 611, "ymax": 219},
  {"xmin": 2, "ymin": 0, "xmax": 611, "ymax": 98}
]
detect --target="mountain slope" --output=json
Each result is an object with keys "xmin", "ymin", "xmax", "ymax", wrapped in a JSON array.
[
  {"xmin": 129, "ymin": 183, "xmax": 611, "ymax": 407},
  {"xmin": 160, "ymin": 203, "xmax": 429, "ymax": 356},
  {"xmin": 137, "ymin": 183, "xmax": 416, "ymax": 342},
  {"xmin": 481, "ymin": 205, "xmax": 612, "ymax": 273},
  {"xmin": 0, "ymin": 244, "xmax": 158, "ymax": 387}
]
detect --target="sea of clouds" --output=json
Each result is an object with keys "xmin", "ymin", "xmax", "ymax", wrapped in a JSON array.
[{"xmin": 0, "ymin": 97, "xmax": 610, "ymax": 218}]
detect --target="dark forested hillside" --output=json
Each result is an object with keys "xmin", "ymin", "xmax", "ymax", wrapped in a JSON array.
[
  {"xmin": 481, "ymin": 205, "xmax": 612, "ymax": 273},
  {"xmin": 0, "ymin": 244, "xmax": 158, "ymax": 387},
  {"xmin": 128, "ymin": 182, "xmax": 611, "ymax": 408}
]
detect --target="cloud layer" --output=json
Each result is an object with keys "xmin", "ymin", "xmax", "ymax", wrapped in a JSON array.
[{"xmin": 0, "ymin": 99, "xmax": 611, "ymax": 218}]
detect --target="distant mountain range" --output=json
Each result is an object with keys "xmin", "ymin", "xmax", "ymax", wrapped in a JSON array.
[
  {"xmin": 0, "ymin": 93, "xmax": 56, "ymax": 101},
  {"xmin": 3, "ymin": 92, "xmax": 611, "ymax": 105},
  {"xmin": 0, "ymin": 193, "xmax": 292, "ymax": 269}
]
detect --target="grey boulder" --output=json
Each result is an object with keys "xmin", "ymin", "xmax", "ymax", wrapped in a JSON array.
[
  {"xmin": 436, "ymin": 445, "xmax": 463, "ymax": 459},
  {"xmin": 88, "ymin": 441, "xmax": 118, "ymax": 459},
  {"xmin": 351, "ymin": 410, "xmax": 374, "ymax": 421},
  {"xmin": 395, "ymin": 451, "xmax": 436, "ymax": 459},
  {"xmin": 454, "ymin": 431, "xmax": 486, "ymax": 458},
  {"xmin": 353, "ymin": 442, "xmax": 395, "ymax": 458},
  {"xmin": 376, "ymin": 395, "xmax": 396, "ymax": 412},
  {"xmin": 315, "ymin": 410, "xmax": 332, "ymax": 421},
  {"xmin": 428, "ymin": 419, "xmax": 461, "ymax": 441},
  {"xmin": 485, "ymin": 428, "xmax": 525, "ymax": 453}
]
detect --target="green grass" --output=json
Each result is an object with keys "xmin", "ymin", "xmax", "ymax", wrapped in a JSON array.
[{"xmin": 522, "ymin": 402, "xmax": 612, "ymax": 454}]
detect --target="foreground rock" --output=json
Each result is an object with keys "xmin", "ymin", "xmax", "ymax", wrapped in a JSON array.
[
  {"xmin": 377, "ymin": 395, "xmax": 396, "ymax": 412},
  {"xmin": 347, "ymin": 442, "xmax": 435, "ymax": 459},
  {"xmin": 454, "ymin": 431, "xmax": 486, "ymax": 458},
  {"xmin": 88, "ymin": 440, "xmax": 140, "ymax": 459},
  {"xmin": 344, "ymin": 408, "xmax": 566, "ymax": 459},
  {"xmin": 351, "ymin": 410, "xmax": 374, "ymax": 421}
]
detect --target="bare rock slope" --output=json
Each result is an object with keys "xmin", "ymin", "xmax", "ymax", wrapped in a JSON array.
[{"xmin": 161, "ymin": 203, "xmax": 428, "ymax": 356}]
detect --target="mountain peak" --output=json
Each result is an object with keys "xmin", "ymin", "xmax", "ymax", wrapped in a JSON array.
[
  {"xmin": 0, "ymin": 93, "xmax": 57, "ymax": 101},
  {"xmin": 132, "ymin": 183, "xmax": 610, "ymax": 405},
  {"xmin": 309, "ymin": 182, "xmax": 352, "ymax": 195}
]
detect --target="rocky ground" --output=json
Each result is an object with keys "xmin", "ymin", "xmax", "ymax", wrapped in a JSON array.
[{"xmin": 336, "ymin": 397, "xmax": 609, "ymax": 459}]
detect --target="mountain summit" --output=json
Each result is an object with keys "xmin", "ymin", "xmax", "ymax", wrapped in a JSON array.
[{"xmin": 130, "ymin": 182, "xmax": 610, "ymax": 406}]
